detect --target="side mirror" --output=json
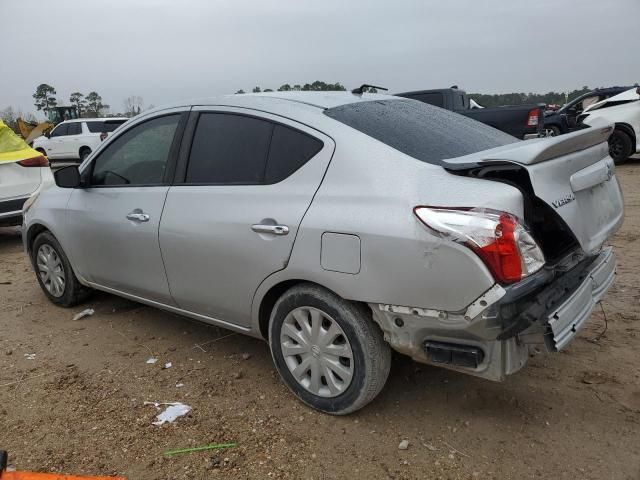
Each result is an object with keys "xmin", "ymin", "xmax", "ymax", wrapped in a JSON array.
[
  {"xmin": 54, "ymin": 165, "xmax": 82, "ymax": 188},
  {"xmin": 44, "ymin": 131, "xmax": 51, "ymax": 138}
]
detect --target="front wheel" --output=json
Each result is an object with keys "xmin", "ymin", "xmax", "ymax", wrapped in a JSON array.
[
  {"xmin": 609, "ymin": 129, "xmax": 633, "ymax": 165},
  {"xmin": 31, "ymin": 231, "xmax": 91, "ymax": 307},
  {"xmin": 269, "ymin": 284, "xmax": 391, "ymax": 415}
]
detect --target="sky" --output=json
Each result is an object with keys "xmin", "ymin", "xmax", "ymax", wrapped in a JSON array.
[{"xmin": 2, "ymin": 0, "xmax": 639, "ymax": 118}]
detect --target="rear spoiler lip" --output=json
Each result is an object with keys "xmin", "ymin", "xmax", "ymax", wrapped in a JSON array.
[{"xmin": 442, "ymin": 123, "xmax": 614, "ymax": 170}]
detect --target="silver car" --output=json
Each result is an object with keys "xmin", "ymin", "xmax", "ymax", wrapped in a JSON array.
[{"xmin": 23, "ymin": 92, "xmax": 624, "ymax": 414}]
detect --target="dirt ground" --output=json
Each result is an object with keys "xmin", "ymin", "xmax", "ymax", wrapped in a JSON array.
[{"xmin": 1, "ymin": 161, "xmax": 639, "ymax": 480}]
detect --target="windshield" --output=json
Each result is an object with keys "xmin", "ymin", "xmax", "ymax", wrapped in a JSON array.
[{"xmin": 324, "ymin": 99, "xmax": 518, "ymax": 165}]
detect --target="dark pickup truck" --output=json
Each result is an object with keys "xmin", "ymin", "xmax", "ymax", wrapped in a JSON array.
[{"xmin": 396, "ymin": 87, "xmax": 544, "ymax": 139}]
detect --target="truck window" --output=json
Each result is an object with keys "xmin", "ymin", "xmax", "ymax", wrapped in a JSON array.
[
  {"xmin": 411, "ymin": 92, "xmax": 445, "ymax": 108},
  {"xmin": 324, "ymin": 99, "xmax": 517, "ymax": 166}
]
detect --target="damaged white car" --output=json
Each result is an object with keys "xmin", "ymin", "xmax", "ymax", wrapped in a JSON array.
[
  {"xmin": 579, "ymin": 86, "xmax": 640, "ymax": 164},
  {"xmin": 23, "ymin": 92, "xmax": 624, "ymax": 414}
]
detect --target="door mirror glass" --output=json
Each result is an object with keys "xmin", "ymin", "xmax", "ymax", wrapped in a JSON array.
[{"xmin": 54, "ymin": 165, "xmax": 82, "ymax": 188}]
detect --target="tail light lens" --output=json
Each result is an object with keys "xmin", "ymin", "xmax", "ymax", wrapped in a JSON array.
[
  {"xmin": 526, "ymin": 108, "xmax": 540, "ymax": 127},
  {"xmin": 414, "ymin": 207, "xmax": 545, "ymax": 284},
  {"xmin": 17, "ymin": 155, "xmax": 49, "ymax": 168}
]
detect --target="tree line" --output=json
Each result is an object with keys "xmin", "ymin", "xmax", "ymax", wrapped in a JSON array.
[
  {"xmin": 31, "ymin": 83, "xmax": 146, "ymax": 120},
  {"xmin": 236, "ymin": 81, "xmax": 346, "ymax": 94}
]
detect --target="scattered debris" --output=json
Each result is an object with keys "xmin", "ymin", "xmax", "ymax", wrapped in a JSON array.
[
  {"xmin": 233, "ymin": 371, "xmax": 243, "ymax": 380},
  {"xmin": 163, "ymin": 362, "xmax": 172, "ymax": 369},
  {"xmin": 24, "ymin": 353, "xmax": 36, "ymax": 360},
  {"xmin": 442, "ymin": 440, "xmax": 470, "ymax": 458},
  {"xmin": 422, "ymin": 442, "xmax": 438, "ymax": 451},
  {"xmin": 73, "ymin": 308, "xmax": 95, "ymax": 321},
  {"xmin": 0, "ymin": 281, "xmax": 11, "ymax": 285},
  {"xmin": 175, "ymin": 383, "xmax": 185, "ymax": 388},
  {"xmin": 5, "ymin": 349, "xmax": 12, "ymax": 356},
  {"xmin": 163, "ymin": 442, "xmax": 237, "ymax": 457},
  {"xmin": 398, "ymin": 439, "xmax": 409, "ymax": 450},
  {"xmin": 241, "ymin": 353, "xmax": 251, "ymax": 360},
  {"xmin": 146, "ymin": 357, "xmax": 158, "ymax": 364},
  {"xmin": 144, "ymin": 402, "xmax": 192, "ymax": 425}
]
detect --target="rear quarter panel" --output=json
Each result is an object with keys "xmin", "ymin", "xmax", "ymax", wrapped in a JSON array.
[{"xmin": 252, "ymin": 128, "xmax": 525, "ymax": 327}]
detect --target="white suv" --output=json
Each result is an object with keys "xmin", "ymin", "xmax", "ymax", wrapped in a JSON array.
[{"xmin": 33, "ymin": 118, "xmax": 128, "ymax": 161}]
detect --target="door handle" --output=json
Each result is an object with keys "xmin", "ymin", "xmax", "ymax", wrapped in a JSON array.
[
  {"xmin": 251, "ymin": 224, "xmax": 289, "ymax": 235},
  {"xmin": 127, "ymin": 212, "xmax": 150, "ymax": 222}
]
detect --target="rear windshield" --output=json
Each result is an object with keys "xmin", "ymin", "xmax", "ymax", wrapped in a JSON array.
[
  {"xmin": 324, "ymin": 99, "xmax": 518, "ymax": 165},
  {"xmin": 86, "ymin": 120, "xmax": 126, "ymax": 133}
]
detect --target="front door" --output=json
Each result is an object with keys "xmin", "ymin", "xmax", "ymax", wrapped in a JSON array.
[
  {"xmin": 65, "ymin": 112, "xmax": 186, "ymax": 304},
  {"xmin": 159, "ymin": 109, "xmax": 334, "ymax": 327}
]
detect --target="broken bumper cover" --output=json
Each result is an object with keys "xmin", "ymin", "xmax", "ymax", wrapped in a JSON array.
[
  {"xmin": 547, "ymin": 246, "xmax": 616, "ymax": 350},
  {"xmin": 370, "ymin": 246, "xmax": 616, "ymax": 381}
]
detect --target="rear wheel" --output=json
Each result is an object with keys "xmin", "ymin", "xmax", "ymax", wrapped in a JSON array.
[
  {"xmin": 545, "ymin": 125, "xmax": 561, "ymax": 137},
  {"xmin": 31, "ymin": 231, "xmax": 90, "ymax": 307},
  {"xmin": 609, "ymin": 129, "xmax": 633, "ymax": 165},
  {"xmin": 269, "ymin": 284, "xmax": 391, "ymax": 415}
]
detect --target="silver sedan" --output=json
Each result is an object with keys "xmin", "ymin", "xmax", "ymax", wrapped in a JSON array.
[{"xmin": 23, "ymin": 92, "xmax": 623, "ymax": 414}]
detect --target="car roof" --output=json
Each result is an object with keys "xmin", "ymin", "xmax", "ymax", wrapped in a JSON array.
[
  {"xmin": 61, "ymin": 117, "xmax": 128, "ymax": 123},
  {"xmin": 143, "ymin": 92, "xmax": 401, "ymax": 116}
]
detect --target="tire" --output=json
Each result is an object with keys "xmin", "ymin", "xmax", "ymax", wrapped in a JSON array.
[
  {"xmin": 269, "ymin": 283, "xmax": 391, "ymax": 415},
  {"xmin": 545, "ymin": 125, "xmax": 561, "ymax": 137},
  {"xmin": 31, "ymin": 231, "xmax": 91, "ymax": 307},
  {"xmin": 608, "ymin": 129, "xmax": 633, "ymax": 165},
  {"xmin": 80, "ymin": 147, "xmax": 91, "ymax": 161}
]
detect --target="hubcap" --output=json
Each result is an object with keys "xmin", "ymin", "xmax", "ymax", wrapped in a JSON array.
[
  {"xmin": 280, "ymin": 307, "xmax": 354, "ymax": 398},
  {"xmin": 36, "ymin": 244, "xmax": 65, "ymax": 297}
]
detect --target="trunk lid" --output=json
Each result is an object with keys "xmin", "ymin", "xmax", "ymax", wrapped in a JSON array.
[{"xmin": 443, "ymin": 125, "xmax": 624, "ymax": 254}]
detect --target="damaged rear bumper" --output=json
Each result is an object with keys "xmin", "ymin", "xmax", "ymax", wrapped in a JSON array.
[{"xmin": 370, "ymin": 247, "xmax": 616, "ymax": 381}]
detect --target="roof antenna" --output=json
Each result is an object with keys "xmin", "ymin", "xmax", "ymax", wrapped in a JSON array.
[{"xmin": 351, "ymin": 84, "xmax": 389, "ymax": 95}]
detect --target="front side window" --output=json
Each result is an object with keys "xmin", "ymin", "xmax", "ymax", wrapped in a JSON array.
[
  {"xmin": 412, "ymin": 92, "xmax": 445, "ymax": 108},
  {"xmin": 50, "ymin": 123, "xmax": 68, "ymax": 137},
  {"xmin": 90, "ymin": 115, "xmax": 180, "ymax": 186}
]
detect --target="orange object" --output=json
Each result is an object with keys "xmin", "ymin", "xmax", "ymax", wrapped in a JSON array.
[{"xmin": 1, "ymin": 473, "xmax": 126, "ymax": 480}]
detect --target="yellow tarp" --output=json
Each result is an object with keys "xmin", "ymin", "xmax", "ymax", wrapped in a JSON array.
[{"xmin": 0, "ymin": 119, "xmax": 42, "ymax": 163}]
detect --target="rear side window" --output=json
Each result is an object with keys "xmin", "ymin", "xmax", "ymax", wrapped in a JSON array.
[
  {"xmin": 67, "ymin": 123, "xmax": 81, "ymax": 135},
  {"xmin": 324, "ymin": 99, "xmax": 517, "ymax": 165},
  {"xmin": 86, "ymin": 121, "xmax": 126, "ymax": 133},
  {"xmin": 265, "ymin": 125, "xmax": 323, "ymax": 184},
  {"xmin": 186, "ymin": 113, "xmax": 323, "ymax": 185}
]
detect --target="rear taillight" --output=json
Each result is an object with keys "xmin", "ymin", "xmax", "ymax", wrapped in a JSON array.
[
  {"xmin": 100, "ymin": 132, "xmax": 108, "ymax": 141},
  {"xmin": 413, "ymin": 207, "xmax": 545, "ymax": 284},
  {"xmin": 526, "ymin": 108, "xmax": 540, "ymax": 127},
  {"xmin": 17, "ymin": 155, "xmax": 49, "ymax": 168}
]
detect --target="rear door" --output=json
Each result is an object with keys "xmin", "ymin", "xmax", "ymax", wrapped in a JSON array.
[
  {"xmin": 46, "ymin": 123, "xmax": 68, "ymax": 158},
  {"xmin": 65, "ymin": 110, "xmax": 187, "ymax": 303},
  {"xmin": 159, "ymin": 108, "xmax": 334, "ymax": 327}
]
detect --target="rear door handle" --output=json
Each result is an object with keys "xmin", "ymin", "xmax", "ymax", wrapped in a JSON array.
[
  {"xmin": 251, "ymin": 224, "xmax": 289, "ymax": 235},
  {"xmin": 127, "ymin": 212, "xmax": 150, "ymax": 222}
]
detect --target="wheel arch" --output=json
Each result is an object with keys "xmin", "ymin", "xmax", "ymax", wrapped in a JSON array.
[
  {"xmin": 255, "ymin": 278, "xmax": 370, "ymax": 340},
  {"xmin": 79, "ymin": 145, "xmax": 92, "ymax": 158},
  {"xmin": 614, "ymin": 123, "xmax": 636, "ymax": 152},
  {"xmin": 25, "ymin": 222, "xmax": 50, "ymax": 256}
]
